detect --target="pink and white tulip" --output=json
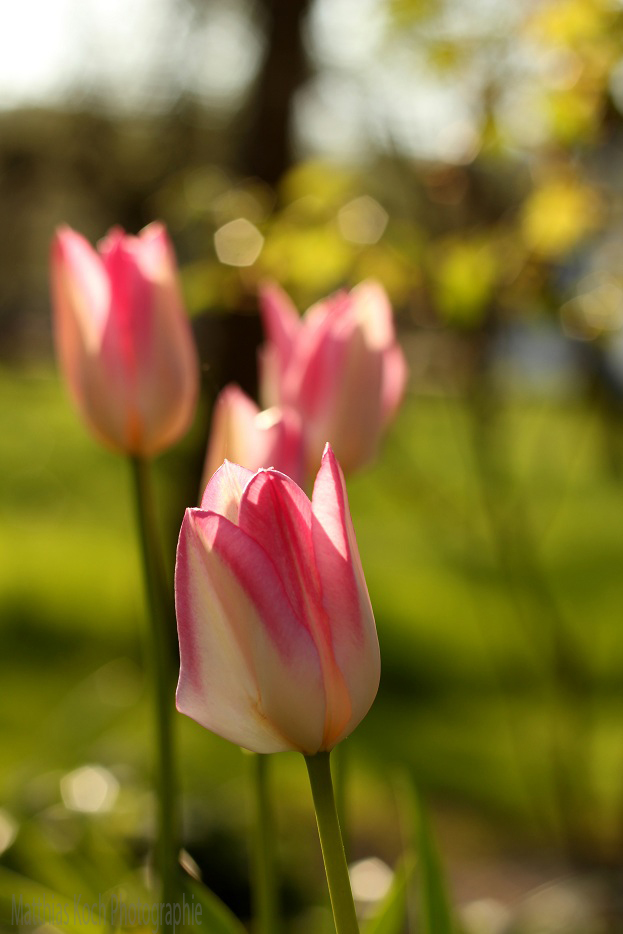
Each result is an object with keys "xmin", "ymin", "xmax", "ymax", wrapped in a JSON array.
[
  {"xmin": 202, "ymin": 384, "xmax": 305, "ymax": 493},
  {"xmin": 175, "ymin": 445, "xmax": 380, "ymax": 755},
  {"xmin": 50, "ymin": 223, "xmax": 199, "ymax": 457},
  {"xmin": 259, "ymin": 280, "xmax": 408, "ymax": 474}
]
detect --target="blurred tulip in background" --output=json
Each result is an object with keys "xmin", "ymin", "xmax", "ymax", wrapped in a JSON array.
[
  {"xmin": 50, "ymin": 223, "xmax": 199, "ymax": 457},
  {"xmin": 259, "ymin": 280, "xmax": 408, "ymax": 475},
  {"xmin": 202, "ymin": 384, "xmax": 305, "ymax": 494}
]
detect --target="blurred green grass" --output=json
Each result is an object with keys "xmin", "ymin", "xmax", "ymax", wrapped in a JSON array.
[{"xmin": 2, "ymin": 364, "xmax": 623, "ymax": 874}]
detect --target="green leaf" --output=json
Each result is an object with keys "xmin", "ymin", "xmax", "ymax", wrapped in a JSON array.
[
  {"xmin": 0, "ymin": 866, "xmax": 84, "ymax": 933},
  {"xmin": 413, "ymin": 789, "xmax": 455, "ymax": 934},
  {"xmin": 182, "ymin": 878, "xmax": 247, "ymax": 934},
  {"xmin": 362, "ymin": 856, "xmax": 415, "ymax": 934}
]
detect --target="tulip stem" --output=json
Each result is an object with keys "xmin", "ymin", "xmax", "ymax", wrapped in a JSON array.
[
  {"xmin": 332, "ymin": 741, "xmax": 350, "ymax": 859},
  {"xmin": 305, "ymin": 751, "xmax": 359, "ymax": 934},
  {"xmin": 252, "ymin": 753, "xmax": 279, "ymax": 934},
  {"xmin": 130, "ymin": 456, "xmax": 178, "ymax": 924}
]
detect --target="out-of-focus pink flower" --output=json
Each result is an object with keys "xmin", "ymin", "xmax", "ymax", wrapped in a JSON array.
[
  {"xmin": 201, "ymin": 384, "xmax": 305, "ymax": 493},
  {"xmin": 50, "ymin": 223, "xmax": 199, "ymax": 457},
  {"xmin": 175, "ymin": 444, "xmax": 380, "ymax": 755},
  {"xmin": 259, "ymin": 280, "xmax": 408, "ymax": 474}
]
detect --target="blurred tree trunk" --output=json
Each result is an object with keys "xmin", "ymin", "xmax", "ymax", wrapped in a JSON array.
[
  {"xmin": 238, "ymin": 0, "xmax": 312, "ymax": 185},
  {"xmin": 183, "ymin": 0, "xmax": 313, "ymax": 513}
]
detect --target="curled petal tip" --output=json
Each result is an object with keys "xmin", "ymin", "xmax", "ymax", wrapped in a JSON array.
[
  {"xmin": 53, "ymin": 223, "xmax": 72, "ymax": 242},
  {"xmin": 141, "ymin": 219, "xmax": 165, "ymax": 237},
  {"xmin": 321, "ymin": 442, "xmax": 338, "ymax": 467}
]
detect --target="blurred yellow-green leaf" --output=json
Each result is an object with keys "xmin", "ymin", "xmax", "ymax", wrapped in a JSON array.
[
  {"xmin": 521, "ymin": 177, "xmax": 602, "ymax": 258},
  {"xmin": 429, "ymin": 236, "xmax": 498, "ymax": 327}
]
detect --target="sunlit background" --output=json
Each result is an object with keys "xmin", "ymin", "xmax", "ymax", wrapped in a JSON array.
[{"xmin": 3, "ymin": 0, "xmax": 623, "ymax": 930}]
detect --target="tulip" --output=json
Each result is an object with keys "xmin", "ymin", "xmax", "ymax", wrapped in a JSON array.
[
  {"xmin": 202, "ymin": 384, "xmax": 305, "ymax": 494},
  {"xmin": 51, "ymin": 223, "xmax": 199, "ymax": 457},
  {"xmin": 259, "ymin": 280, "xmax": 408, "ymax": 475},
  {"xmin": 175, "ymin": 444, "xmax": 380, "ymax": 755}
]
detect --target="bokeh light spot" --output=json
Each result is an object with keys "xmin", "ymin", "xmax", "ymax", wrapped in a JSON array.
[
  {"xmin": 214, "ymin": 218, "xmax": 264, "ymax": 266},
  {"xmin": 60, "ymin": 764, "xmax": 119, "ymax": 814}
]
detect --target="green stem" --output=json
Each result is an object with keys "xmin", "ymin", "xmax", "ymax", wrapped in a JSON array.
[
  {"xmin": 130, "ymin": 456, "xmax": 178, "ymax": 921},
  {"xmin": 305, "ymin": 752, "xmax": 359, "ymax": 934},
  {"xmin": 252, "ymin": 754, "xmax": 279, "ymax": 934},
  {"xmin": 332, "ymin": 741, "xmax": 349, "ymax": 859}
]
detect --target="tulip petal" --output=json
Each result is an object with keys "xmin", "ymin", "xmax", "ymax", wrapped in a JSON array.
[
  {"xmin": 297, "ymin": 313, "xmax": 385, "ymax": 472},
  {"xmin": 351, "ymin": 280, "xmax": 408, "ymax": 422},
  {"xmin": 176, "ymin": 509, "xmax": 326, "ymax": 753},
  {"xmin": 350, "ymin": 280, "xmax": 395, "ymax": 350},
  {"xmin": 260, "ymin": 405, "xmax": 305, "ymax": 488},
  {"xmin": 137, "ymin": 226, "xmax": 198, "ymax": 455},
  {"xmin": 239, "ymin": 470, "xmax": 352, "ymax": 746},
  {"xmin": 381, "ymin": 342, "xmax": 409, "ymax": 423},
  {"xmin": 202, "ymin": 386, "xmax": 306, "ymax": 492},
  {"xmin": 257, "ymin": 279, "xmax": 405, "ymax": 475},
  {"xmin": 280, "ymin": 290, "xmax": 389, "ymax": 471},
  {"xmin": 51, "ymin": 228, "xmax": 133, "ymax": 452},
  {"xmin": 100, "ymin": 224, "xmax": 199, "ymax": 456},
  {"xmin": 51, "ymin": 223, "xmax": 198, "ymax": 456},
  {"xmin": 97, "ymin": 231, "xmax": 151, "ymax": 449},
  {"xmin": 202, "ymin": 386, "xmax": 261, "ymax": 496},
  {"xmin": 52, "ymin": 227, "xmax": 110, "ymax": 350},
  {"xmin": 238, "ymin": 470, "xmax": 318, "ymax": 622},
  {"xmin": 311, "ymin": 445, "xmax": 380, "ymax": 743},
  {"xmin": 279, "ymin": 294, "xmax": 340, "ymax": 410},
  {"xmin": 258, "ymin": 282, "xmax": 301, "ymax": 374},
  {"xmin": 200, "ymin": 459, "xmax": 254, "ymax": 522}
]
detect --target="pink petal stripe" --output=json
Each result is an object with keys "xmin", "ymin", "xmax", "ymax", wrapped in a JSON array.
[
  {"xmin": 285, "ymin": 302, "xmax": 349, "ymax": 416},
  {"xmin": 311, "ymin": 446, "xmax": 366, "ymax": 645},
  {"xmin": 239, "ymin": 469, "xmax": 352, "ymax": 747},
  {"xmin": 188, "ymin": 507, "xmax": 310, "ymax": 660},
  {"xmin": 258, "ymin": 282, "xmax": 301, "ymax": 373},
  {"xmin": 311, "ymin": 445, "xmax": 380, "ymax": 743},
  {"xmin": 132, "ymin": 230, "xmax": 199, "ymax": 456},
  {"xmin": 101, "ymin": 234, "xmax": 152, "ymax": 379},
  {"xmin": 238, "ymin": 470, "xmax": 319, "ymax": 633}
]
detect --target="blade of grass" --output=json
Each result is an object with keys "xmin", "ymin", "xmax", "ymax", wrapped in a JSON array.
[
  {"xmin": 390, "ymin": 771, "xmax": 456, "ymax": 934},
  {"xmin": 412, "ymin": 787, "xmax": 455, "ymax": 934},
  {"xmin": 362, "ymin": 856, "xmax": 414, "ymax": 934},
  {"xmin": 182, "ymin": 878, "xmax": 247, "ymax": 934},
  {"xmin": 0, "ymin": 866, "xmax": 84, "ymax": 933}
]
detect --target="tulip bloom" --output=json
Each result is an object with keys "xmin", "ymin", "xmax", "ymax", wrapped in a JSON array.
[
  {"xmin": 51, "ymin": 223, "xmax": 199, "ymax": 457},
  {"xmin": 202, "ymin": 383, "xmax": 305, "ymax": 493},
  {"xmin": 259, "ymin": 280, "xmax": 408, "ymax": 474},
  {"xmin": 175, "ymin": 445, "xmax": 380, "ymax": 755}
]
